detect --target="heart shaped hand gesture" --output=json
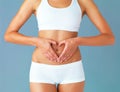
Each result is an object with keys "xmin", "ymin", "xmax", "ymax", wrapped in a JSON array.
[
  {"xmin": 57, "ymin": 38, "xmax": 78, "ymax": 62},
  {"xmin": 37, "ymin": 37, "xmax": 78, "ymax": 63}
]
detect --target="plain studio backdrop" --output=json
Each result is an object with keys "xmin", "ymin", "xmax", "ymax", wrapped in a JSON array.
[{"xmin": 0, "ymin": 0, "xmax": 120, "ymax": 92}]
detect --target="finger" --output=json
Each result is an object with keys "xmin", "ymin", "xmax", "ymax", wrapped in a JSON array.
[
  {"xmin": 58, "ymin": 45, "xmax": 68, "ymax": 62},
  {"xmin": 64, "ymin": 48, "xmax": 77, "ymax": 61},
  {"xmin": 47, "ymin": 51, "xmax": 57, "ymax": 62},
  {"xmin": 49, "ymin": 48, "xmax": 58, "ymax": 59},
  {"xmin": 58, "ymin": 40, "xmax": 65, "ymax": 47},
  {"xmin": 59, "ymin": 50, "xmax": 71, "ymax": 62},
  {"xmin": 47, "ymin": 45, "xmax": 59, "ymax": 61},
  {"xmin": 43, "ymin": 52, "xmax": 51, "ymax": 60},
  {"xmin": 49, "ymin": 45, "xmax": 58, "ymax": 57},
  {"xmin": 60, "ymin": 46, "xmax": 76, "ymax": 62},
  {"xmin": 62, "ymin": 52, "xmax": 73, "ymax": 62},
  {"xmin": 48, "ymin": 39, "xmax": 57, "ymax": 45}
]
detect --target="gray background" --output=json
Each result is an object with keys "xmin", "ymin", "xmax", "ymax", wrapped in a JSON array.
[{"xmin": 0, "ymin": 0, "xmax": 120, "ymax": 92}]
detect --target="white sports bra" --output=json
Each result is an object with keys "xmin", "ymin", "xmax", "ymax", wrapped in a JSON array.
[{"xmin": 36, "ymin": 0, "xmax": 82, "ymax": 32}]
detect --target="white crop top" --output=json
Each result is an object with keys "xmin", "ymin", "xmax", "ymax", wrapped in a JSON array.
[{"xmin": 36, "ymin": 0, "xmax": 82, "ymax": 32}]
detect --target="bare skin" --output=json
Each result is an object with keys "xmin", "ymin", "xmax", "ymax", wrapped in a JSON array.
[{"xmin": 4, "ymin": 0, "xmax": 115, "ymax": 92}]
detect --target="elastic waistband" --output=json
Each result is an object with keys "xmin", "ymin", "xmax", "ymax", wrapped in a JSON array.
[{"xmin": 31, "ymin": 60, "xmax": 82, "ymax": 68}]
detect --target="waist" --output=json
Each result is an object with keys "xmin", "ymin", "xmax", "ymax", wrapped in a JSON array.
[
  {"xmin": 32, "ymin": 30, "xmax": 81, "ymax": 65},
  {"xmin": 38, "ymin": 30, "xmax": 78, "ymax": 42}
]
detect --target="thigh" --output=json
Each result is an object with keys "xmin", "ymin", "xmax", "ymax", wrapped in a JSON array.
[
  {"xmin": 58, "ymin": 81, "xmax": 85, "ymax": 92},
  {"xmin": 30, "ymin": 83, "xmax": 57, "ymax": 92}
]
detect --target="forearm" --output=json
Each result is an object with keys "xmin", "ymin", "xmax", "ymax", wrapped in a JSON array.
[
  {"xmin": 75, "ymin": 33, "xmax": 115, "ymax": 46},
  {"xmin": 4, "ymin": 32, "xmax": 39, "ymax": 47}
]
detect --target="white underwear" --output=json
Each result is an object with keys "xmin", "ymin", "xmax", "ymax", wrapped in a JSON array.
[{"xmin": 29, "ymin": 60, "xmax": 85, "ymax": 84}]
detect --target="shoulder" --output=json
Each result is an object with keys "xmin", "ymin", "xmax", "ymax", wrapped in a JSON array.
[
  {"xmin": 78, "ymin": 0, "xmax": 95, "ymax": 8},
  {"xmin": 22, "ymin": 0, "xmax": 41, "ymax": 13},
  {"xmin": 78, "ymin": 0, "xmax": 97, "ymax": 10},
  {"xmin": 23, "ymin": 0, "xmax": 39, "ymax": 3},
  {"xmin": 23, "ymin": 0, "xmax": 40, "ymax": 9},
  {"xmin": 78, "ymin": 0, "xmax": 98, "ymax": 14}
]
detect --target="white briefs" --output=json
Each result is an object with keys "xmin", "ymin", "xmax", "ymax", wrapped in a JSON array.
[{"xmin": 29, "ymin": 60, "xmax": 85, "ymax": 85}]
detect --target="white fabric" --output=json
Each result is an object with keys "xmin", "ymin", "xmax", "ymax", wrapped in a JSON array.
[
  {"xmin": 29, "ymin": 60, "xmax": 85, "ymax": 84},
  {"xmin": 36, "ymin": 0, "xmax": 82, "ymax": 32}
]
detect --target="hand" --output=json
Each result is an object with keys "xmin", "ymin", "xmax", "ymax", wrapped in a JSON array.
[
  {"xmin": 36, "ymin": 38, "xmax": 58, "ymax": 62},
  {"xmin": 57, "ymin": 37, "xmax": 78, "ymax": 63}
]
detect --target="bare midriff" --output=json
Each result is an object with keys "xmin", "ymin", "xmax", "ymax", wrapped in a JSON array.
[{"xmin": 32, "ymin": 30, "xmax": 82, "ymax": 65}]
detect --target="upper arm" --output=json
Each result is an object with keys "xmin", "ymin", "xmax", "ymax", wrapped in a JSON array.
[
  {"xmin": 6, "ymin": 0, "xmax": 36, "ymax": 33},
  {"xmin": 80, "ymin": 0, "xmax": 113, "ymax": 35}
]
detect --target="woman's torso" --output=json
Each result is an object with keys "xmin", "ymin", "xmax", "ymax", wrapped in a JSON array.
[{"xmin": 32, "ymin": 0, "xmax": 84, "ymax": 65}]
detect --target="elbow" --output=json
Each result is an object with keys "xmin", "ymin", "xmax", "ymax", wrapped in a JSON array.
[
  {"xmin": 4, "ymin": 27, "xmax": 19, "ymax": 42},
  {"xmin": 110, "ymin": 35, "xmax": 115, "ymax": 45},
  {"xmin": 4, "ymin": 33, "xmax": 10, "ymax": 42},
  {"xmin": 107, "ymin": 34, "xmax": 115, "ymax": 45},
  {"xmin": 4, "ymin": 32, "xmax": 13, "ymax": 42},
  {"xmin": 101, "ymin": 33, "xmax": 115, "ymax": 46}
]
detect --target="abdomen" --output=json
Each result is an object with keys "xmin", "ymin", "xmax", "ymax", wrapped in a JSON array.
[{"xmin": 32, "ymin": 30, "xmax": 82, "ymax": 65}]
